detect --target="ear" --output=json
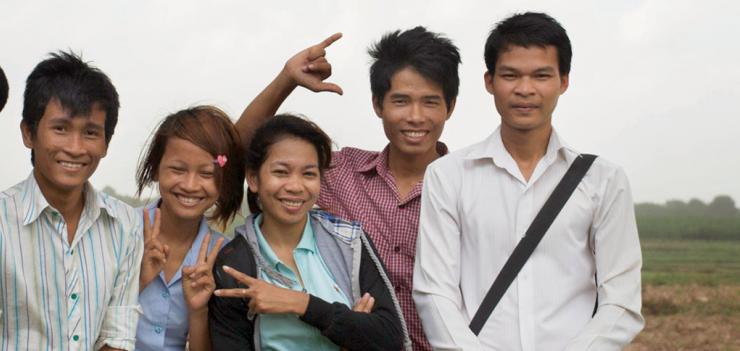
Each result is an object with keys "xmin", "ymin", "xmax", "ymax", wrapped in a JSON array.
[
  {"xmin": 372, "ymin": 96, "xmax": 383, "ymax": 119},
  {"xmin": 445, "ymin": 98, "xmax": 456, "ymax": 120},
  {"xmin": 484, "ymin": 71, "xmax": 495, "ymax": 95},
  {"xmin": 559, "ymin": 74, "xmax": 570, "ymax": 95},
  {"xmin": 20, "ymin": 121, "xmax": 34, "ymax": 149},
  {"xmin": 246, "ymin": 170, "xmax": 259, "ymax": 193}
]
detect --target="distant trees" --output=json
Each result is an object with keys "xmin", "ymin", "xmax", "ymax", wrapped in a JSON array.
[
  {"xmin": 101, "ymin": 185, "xmax": 152, "ymax": 208},
  {"xmin": 635, "ymin": 195, "xmax": 740, "ymax": 240}
]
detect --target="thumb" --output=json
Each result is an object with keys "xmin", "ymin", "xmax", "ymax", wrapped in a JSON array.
[{"xmin": 316, "ymin": 82, "xmax": 343, "ymax": 95}]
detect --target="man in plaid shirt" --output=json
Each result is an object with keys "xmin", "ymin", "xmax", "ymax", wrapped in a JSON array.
[{"xmin": 235, "ymin": 29, "xmax": 460, "ymax": 351}]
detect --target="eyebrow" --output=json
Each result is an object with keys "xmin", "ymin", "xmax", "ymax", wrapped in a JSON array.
[
  {"xmin": 271, "ymin": 161, "xmax": 319, "ymax": 169},
  {"xmin": 497, "ymin": 65, "xmax": 556, "ymax": 73}
]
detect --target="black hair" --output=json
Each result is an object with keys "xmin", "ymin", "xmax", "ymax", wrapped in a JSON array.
[
  {"xmin": 0, "ymin": 66, "xmax": 8, "ymax": 112},
  {"xmin": 22, "ymin": 51, "xmax": 119, "ymax": 163},
  {"xmin": 244, "ymin": 114, "xmax": 332, "ymax": 214},
  {"xmin": 369, "ymin": 26, "xmax": 461, "ymax": 110},
  {"xmin": 484, "ymin": 12, "xmax": 572, "ymax": 76}
]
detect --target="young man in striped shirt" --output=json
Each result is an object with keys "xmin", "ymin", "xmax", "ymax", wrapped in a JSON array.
[
  {"xmin": 235, "ymin": 29, "xmax": 460, "ymax": 350},
  {"xmin": 0, "ymin": 52, "xmax": 144, "ymax": 351}
]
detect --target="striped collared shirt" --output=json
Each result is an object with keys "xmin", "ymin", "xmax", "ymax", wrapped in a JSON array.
[{"xmin": 0, "ymin": 173, "xmax": 144, "ymax": 351}]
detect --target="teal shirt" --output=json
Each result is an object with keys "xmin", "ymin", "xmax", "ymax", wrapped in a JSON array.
[{"xmin": 253, "ymin": 215, "xmax": 350, "ymax": 351}]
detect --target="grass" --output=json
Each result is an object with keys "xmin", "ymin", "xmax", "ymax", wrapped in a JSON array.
[{"xmin": 641, "ymin": 239, "xmax": 740, "ymax": 286}]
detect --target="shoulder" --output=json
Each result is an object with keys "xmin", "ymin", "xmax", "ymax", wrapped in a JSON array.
[
  {"xmin": 215, "ymin": 229, "xmax": 257, "ymax": 279},
  {"xmin": 331, "ymin": 146, "xmax": 380, "ymax": 169},
  {"xmin": 0, "ymin": 180, "xmax": 24, "ymax": 202},
  {"xmin": 96, "ymin": 189, "xmax": 143, "ymax": 235}
]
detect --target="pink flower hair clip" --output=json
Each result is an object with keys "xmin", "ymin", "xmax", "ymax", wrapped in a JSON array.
[{"xmin": 215, "ymin": 155, "xmax": 228, "ymax": 168}]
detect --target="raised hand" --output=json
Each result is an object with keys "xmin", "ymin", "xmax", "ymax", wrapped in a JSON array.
[
  {"xmin": 282, "ymin": 32, "xmax": 344, "ymax": 95},
  {"xmin": 140, "ymin": 208, "xmax": 169, "ymax": 291},
  {"xmin": 214, "ymin": 265, "xmax": 310, "ymax": 316},
  {"xmin": 182, "ymin": 232, "xmax": 224, "ymax": 312}
]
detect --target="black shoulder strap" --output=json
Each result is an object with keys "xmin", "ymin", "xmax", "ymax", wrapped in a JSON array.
[{"xmin": 468, "ymin": 154, "xmax": 598, "ymax": 335}]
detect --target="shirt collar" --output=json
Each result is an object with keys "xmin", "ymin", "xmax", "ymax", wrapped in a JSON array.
[
  {"xmin": 465, "ymin": 126, "xmax": 573, "ymax": 184},
  {"xmin": 253, "ymin": 214, "xmax": 315, "ymax": 270},
  {"xmin": 21, "ymin": 172, "xmax": 117, "ymax": 226},
  {"xmin": 357, "ymin": 142, "xmax": 449, "ymax": 174}
]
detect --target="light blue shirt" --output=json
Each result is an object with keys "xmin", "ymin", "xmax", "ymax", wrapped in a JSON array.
[
  {"xmin": 135, "ymin": 202, "xmax": 228, "ymax": 351},
  {"xmin": 0, "ymin": 173, "xmax": 143, "ymax": 351},
  {"xmin": 254, "ymin": 214, "xmax": 350, "ymax": 351}
]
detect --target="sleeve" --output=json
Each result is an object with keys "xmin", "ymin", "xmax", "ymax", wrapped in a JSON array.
[
  {"xmin": 94, "ymin": 224, "xmax": 145, "ymax": 351},
  {"xmin": 565, "ymin": 166, "xmax": 645, "ymax": 350},
  {"xmin": 317, "ymin": 149, "xmax": 345, "ymax": 211},
  {"xmin": 412, "ymin": 162, "xmax": 484, "ymax": 350},
  {"xmin": 209, "ymin": 246, "xmax": 255, "ymax": 351},
  {"xmin": 299, "ymin": 240, "xmax": 404, "ymax": 350}
]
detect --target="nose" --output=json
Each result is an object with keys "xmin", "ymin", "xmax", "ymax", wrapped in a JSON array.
[
  {"xmin": 62, "ymin": 132, "xmax": 85, "ymax": 157},
  {"xmin": 514, "ymin": 76, "xmax": 535, "ymax": 96},
  {"xmin": 181, "ymin": 172, "xmax": 200, "ymax": 192},
  {"xmin": 406, "ymin": 101, "xmax": 424, "ymax": 124},
  {"xmin": 284, "ymin": 174, "xmax": 304, "ymax": 193}
]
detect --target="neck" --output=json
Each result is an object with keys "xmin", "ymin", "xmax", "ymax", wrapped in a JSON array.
[
  {"xmin": 158, "ymin": 203, "xmax": 201, "ymax": 244},
  {"xmin": 34, "ymin": 169, "xmax": 85, "ymax": 221},
  {"xmin": 387, "ymin": 144, "xmax": 440, "ymax": 180},
  {"xmin": 260, "ymin": 213, "xmax": 306, "ymax": 251},
  {"xmin": 500, "ymin": 124, "xmax": 552, "ymax": 163}
]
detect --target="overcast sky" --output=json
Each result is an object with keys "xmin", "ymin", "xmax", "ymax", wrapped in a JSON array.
[{"xmin": 1, "ymin": 0, "xmax": 738, "ymax": 204}]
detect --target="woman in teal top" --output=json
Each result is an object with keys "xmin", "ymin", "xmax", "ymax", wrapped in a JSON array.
[{"xmin": 210, "ymin": 114, "xmax": 408, "ymax": 350}]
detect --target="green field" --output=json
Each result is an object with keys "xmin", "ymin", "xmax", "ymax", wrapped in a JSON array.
[{"xmin": 641, "ymin": 239, "xmax": 740, "ymax": 286}]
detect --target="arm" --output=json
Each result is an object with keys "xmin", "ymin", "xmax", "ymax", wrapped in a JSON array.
[
  {"xmin": 413, "ymin": 163, "xmax": 484, "ymax": 350},
  {"xmin": 208, "ymin": 244, "xmax": 256, "ymax": 351},
  {"xmin": 95, "ymin": 226, "xmax": 145, "ymax": 351},
  {"xmin": 235, "ymin": 33, "xmax": 343, "ymax": 147},
  {"xmin": 565, "ymin": 167, "xmax": 645, "ymax": 350},
  {"xmin": 299, "ymin": 240, "xmax": 404, "ymax": 350}
]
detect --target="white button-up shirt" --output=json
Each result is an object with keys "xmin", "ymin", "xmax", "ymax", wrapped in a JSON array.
[
  {"xmin": 413, "ymin": 127, "xmax": 644, "ymax": 351},
  {"xmin": 0, "ymin": 174, "xmax": 144, "ymax": 351}
]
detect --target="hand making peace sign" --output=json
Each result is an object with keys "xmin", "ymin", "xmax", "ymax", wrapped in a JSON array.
[
  {"xmin": 182, "ymin": 232, "xmax": 224, "ymax": 312},
  {"xmin": 140, "ymin": 208, "xmax": 170, "ymax": 291}
]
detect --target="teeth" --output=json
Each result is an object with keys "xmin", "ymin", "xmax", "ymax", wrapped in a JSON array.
[
  {"xmin": 59, "ymin": 161, "xmax": 83, "ymax": 169},
  {"xmin": 176, "ymin": 195, "xmax": 201, "ymax": 205},
  {"xmin": 403, "ymin": 131, "xmax": 427, "ymax": 138},
  {"xmin": 281, "ymin": 200, "xmax": 303, "ymax": 207}
]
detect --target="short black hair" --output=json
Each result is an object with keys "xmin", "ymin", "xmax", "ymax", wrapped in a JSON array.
[
  {"xmin": 244, "ymin": 114, "xmax": 332, "ymax": 214},
  {"xmin": 23, "ymin": 51, "xmax": 120, "ymax": 143},
  {"xmin": 0, "ymin": 66, "xmax": 8, "ymax": 112},
  {"xmin": 369, "ymin": 26, "xmax": 461, "ymax": 110},
  {"xmin": 484, "ymin": 12, "xmax": 572, "ymax": 76}
]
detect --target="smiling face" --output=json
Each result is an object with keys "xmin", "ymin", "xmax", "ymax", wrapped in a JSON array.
[
  {"xmin": 374, "ymin": 67, "xmax": 454, "ymax": 161},
  {"xmin": 246, "ymin": 136, "xmax": 320, "ymax": 229},
  {"xmin": 156, "ymin": 137, "xmax": 219, "ymax": 222},
  {"xmin": 21, "ymin": 98, "xmax": 108, "ymax": 197},
  {"xmin": 485, "ymin": 45, "xmax": 569, "ymax": 134}
]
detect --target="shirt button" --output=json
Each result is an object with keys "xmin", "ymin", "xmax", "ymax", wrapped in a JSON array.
[
  {"xmin": 393, "ymin": 246, "xmax": 401, "ymax": 253},
  {"xmin": 72, "ymin": 335, "xmax": 79, "ymax": 341},
  {"xmin": 71, "ymin": 293, "xmax": 78, "ymax": 300},
  {"xmin": 154, "ymin": 326, "xmax": 163, "ymax": 334},
  {"xmin": 161, "ymin": 292, "xmax": 170, "ymax": 298}
]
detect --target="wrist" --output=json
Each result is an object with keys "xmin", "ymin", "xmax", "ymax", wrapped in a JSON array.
[
  {"xmin": 188, "ymin": 307, "xmax": 209, "ymax": 321},
  {"xmin": 292, "ymin": 291, "xmax": 310, "ymax": 316},
  {"xmin": 276, "ymin": 67, "xmax": 299, "ymax": 91}
]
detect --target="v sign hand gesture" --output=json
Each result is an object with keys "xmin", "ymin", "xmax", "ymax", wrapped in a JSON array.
[
  {"xmin": 140, "ymin": 208, "xmax": 169, "ymax": 292},
  {"xmin": 182, "ymin": 232, "xmax": 225, "ymax": 312}
]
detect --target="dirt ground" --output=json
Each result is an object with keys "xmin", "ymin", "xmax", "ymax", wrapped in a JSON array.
[{"xmin": 626, "ymin": 285, "xmax": 740, "ymax": 351}]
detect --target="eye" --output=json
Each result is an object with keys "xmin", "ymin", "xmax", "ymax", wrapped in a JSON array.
[
  {"xmin": 500, "ymin": 73, "xmax": 517, "ymax": 80},
  {"xmin": 169, "ymin": 166, "xmax": 186, "ymax": 174},
  {"xmin": 52, "ymin": 125, "xmax": 67, "ymax": 133},
  {"xmin": 200, "ymin": 171, "xmax": 214, "ymax": 179},
  {"xmin": 272, "ymin": 169, "xmax": 289, "ymax": 176},
  {"xmin": 303, "ymin": 170, "xmax": 318, "ymax": 178},
  {"xmin": 391, "ymin": 98, "xmax": 408, "ymax": 106},
  {"xmin": 424, "ymin": 99, "xmax": 440, "ymax": 107},
  {"xmin": 535, "ymin": 73, "xmax": 552, "ymax": 80},
  {"xmin": 85, "ymin": 129, "xmax": 102, "ymax": 138}
]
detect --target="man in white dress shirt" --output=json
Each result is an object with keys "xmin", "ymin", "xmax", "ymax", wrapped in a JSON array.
[{"xmin": 413, "ymin": 12, "xmax": 644, "ymax": 350}]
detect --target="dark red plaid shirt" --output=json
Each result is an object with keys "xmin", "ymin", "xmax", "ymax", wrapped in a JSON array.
[{"xmin": 318, "ymin": 143, "xmax": 447, "ymax": 351}]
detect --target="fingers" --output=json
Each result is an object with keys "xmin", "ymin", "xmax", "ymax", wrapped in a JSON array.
[
  {"xmin": 197, "ymin": 232, "xmax": 211, "ymax": 263},
  {"xmin": 221, "ymin": 265, "xmax": 258, "ymax": 286},
  {"xmin": 190, "ymin": 274, "xmax": 215, "ymax": 290},
  {"xmin": 213, "ymin": 288, "xmax": 249, "ymax": 298},
  {"xmin": 306, "ymin": 32, "xmax": 342, "ymax": 62},
  {"xmin": 318, "ymin": 32, "xmax": 342, "ymax": 49},
  {"xmin": 353, "ymin": 293, "xmax": 375, "ymax": 313},
  {"xmin": 184, "ymin": 264, "xmax": 211, "ymax": 281},
  {"xmin": 207, "ymin": 237, "xmax": 225, "ymax": 265}
]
